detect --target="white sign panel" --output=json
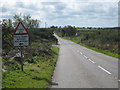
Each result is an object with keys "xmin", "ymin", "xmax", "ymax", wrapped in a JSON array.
[{"xmin": 14, "ymin": 35, "xmax": 29, "ymax": 46}]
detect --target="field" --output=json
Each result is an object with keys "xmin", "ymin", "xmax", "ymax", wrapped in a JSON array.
[{"xmin": 55, "ymin": 27, "xmax": 119, "ymax": 59}]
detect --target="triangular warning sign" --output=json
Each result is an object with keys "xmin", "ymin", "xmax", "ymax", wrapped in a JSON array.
[{"xmin": 14, "ymin": 22, "xmax": 28, "ymax": 35}]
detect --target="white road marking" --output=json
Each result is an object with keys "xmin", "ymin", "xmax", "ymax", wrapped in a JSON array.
[
  {"xmin": 88, "ymin": 59, "xmax": 95, "ymax": 63},
  {"xmin": 98, "ymin": 66, "xmax": 112, "ymax": 75},
  {"xmin": 83, "ymin": 55, "xmax": 88, "ymax": 59},
  {"xmin": 118, "ymin": 80, "xmax": 120, "ymax": 82},
  {"xmin": 80, "ymin": 52, "xmax": 83, "ymax": 54}
]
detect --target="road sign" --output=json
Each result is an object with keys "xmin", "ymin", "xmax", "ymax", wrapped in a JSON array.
[
  {"xmin": 13, "ymin": 22, "xmax": 29, "ymax": 46},
  {"xmin": 13, "ymin": 22, "xmax": 29, "ymax": 71},
  {"xmin": 14, "ymin": 35, "xmax": 29, "ymax": 46},
  {"xmin": 14, "ymin": 22, "xmax": 28, "ymax": 35}
]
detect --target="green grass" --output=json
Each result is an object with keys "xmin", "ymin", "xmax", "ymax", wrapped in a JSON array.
[
  {"xmin": 2, "ymin": 46, "xmax": 59, "ymax": 88},
  {"xmin": 63, "ymin": 37, "xmax": 120, "ymax": 59}
]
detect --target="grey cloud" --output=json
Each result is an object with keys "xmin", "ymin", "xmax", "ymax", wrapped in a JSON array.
[
  {"xmin": 1, "ymin": 1, "xmax": 118, "ymax": 27},
  {"xmin": 15, "ymin": 1, "xmax": 40, "ymax": 11},
  {"xmin": 68, "ymin": 2, "xmax": 117, "ymax": 19},
  {"xmin": 41, "ymin": 2, "xmax": 66, "ymax": 13},
  {"xmin": 107, "ymin": 6, "xmax": 117, "ymax": 17},
  {"xmin": 1, "ymin": 14, "xmax": 13, "ymax": 19},
  {"xmin": 1, "ymin": 5, "xmax": 13, "ymax": 13},
  {"xmin": 48, "ymin": 14, "xmax": 75, "ymax": 20},
  {"xmin": 42, "ymin": 2, "xmax": 65, "ymax": 6},
  {"xmin": 16, "ymin": 2, "xmax": 25, "ymax": 8},
  {"xmin": 2, "ymin": 7, "xmax": 8, "ymax": 12}
]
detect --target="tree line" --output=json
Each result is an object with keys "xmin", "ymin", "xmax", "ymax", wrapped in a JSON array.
[{"xmin": 54, "ymin": 26, "xmax": 119, "ymax": 55}]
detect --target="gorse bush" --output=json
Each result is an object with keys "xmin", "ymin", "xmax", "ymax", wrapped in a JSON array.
[
  {"xmin": 2, "ymin": 14, "xmax": 58, "ymax": 72},
  {"xmin": 29, "ymin": 28, "xmax": 57, "ymax": 44},
  {"xmin": 55, "ymin": 25, "xmax": 77, "ymax": 37},
  {"xmin": 55, "ymin": 27, "xmax": 119, "ymax": 54},
  {"xmin": 76, "ymin": 29, "xmax": 119, "ymax": 54},
  {"xmin": 2, "ymin": 14, "xmax": 59, "ymax": 88},
  {"xmin": 2, "ymin": 57, "xmax": 21, "ymax": 71}
]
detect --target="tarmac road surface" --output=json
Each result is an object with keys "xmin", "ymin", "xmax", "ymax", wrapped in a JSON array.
[{"xmin": 52, "ymin": 34, "xmax": 118, "ymax": 88}]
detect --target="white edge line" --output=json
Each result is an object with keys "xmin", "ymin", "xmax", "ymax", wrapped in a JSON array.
[
  {"xmin": 118, "ymin": 80, "xmax": 120, "ymax": 82},
  {"xmin": 98, "ymin": 66, "xmax": 112, "ymax": 75},
  {"xmin": 88, "ymin": 59, "xmax": 95, "ymax": 63},
  {"xmin": 80, "ymin": 52, "xmax": 82, "ymax": 54}
]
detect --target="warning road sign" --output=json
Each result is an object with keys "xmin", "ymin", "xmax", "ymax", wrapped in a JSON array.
[
  {"xmin": 14, "ymin": 22, "xmax": 28, "ymax": 35},
  {"xmin": 14, "ymin": 35, "xmax": 29, "ymax": 46},
  {"xmin": 13, "ymin": 22, "xmax": 29, "ymax": 46}
]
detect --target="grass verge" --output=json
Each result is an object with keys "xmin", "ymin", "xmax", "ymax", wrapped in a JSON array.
[
  {"xmin": 2, "ymin": 46, "xmax": 59, "ymax": 88},
  {"xmin": 63, "ymin": 37, "xmax": 119, "ymax": 59}
]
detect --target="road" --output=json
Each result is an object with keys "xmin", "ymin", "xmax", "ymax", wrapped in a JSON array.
[{"xmin": 52, "ymin": 35, "xmax": 119, "ymax": 88}]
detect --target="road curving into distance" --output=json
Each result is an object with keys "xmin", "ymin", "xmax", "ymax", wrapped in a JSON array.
[{"xmin": 52, "ymin": 34, "xmax": 119, "ymax": 88}]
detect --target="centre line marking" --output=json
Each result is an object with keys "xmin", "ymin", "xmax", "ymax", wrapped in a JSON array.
[
  {"xmin": 83, "ymin": 55, "xmax": 88, "ymax": 59},
  {"xmin": 98, "ymin": 66, "xmax": 112, "ymax": 75},
  {"xmin": 88, "ymin": 59, "xmax": 95, "ymax": 63}
]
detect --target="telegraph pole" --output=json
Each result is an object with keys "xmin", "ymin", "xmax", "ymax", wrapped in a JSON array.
[{"xmin": 45, "ymin": 22, "xmax": 47, "ymax": 28}]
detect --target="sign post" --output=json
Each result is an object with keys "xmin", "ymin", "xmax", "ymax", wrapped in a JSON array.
[
  {"xmin": 20, "ymin": 46, "xmax": 23, "ymax": 71},
  {"xmin": 13, "ymin": 22, "xmax": 29, "ymax": 71}
]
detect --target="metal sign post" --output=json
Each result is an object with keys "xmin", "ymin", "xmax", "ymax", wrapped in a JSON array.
[
  {"xmin": 13, "ymin": 22, "xmax": 29, "ymax": 71},
  {"xmin": 20, "ymin": 46, "xmax": 23, "ymax": 71}
]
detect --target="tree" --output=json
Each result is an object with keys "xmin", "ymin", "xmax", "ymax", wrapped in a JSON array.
[
  {"xmin": 55, "ymin": 25, "xmax": 77, "ymax": 37},
  {"xmin": 2, "ymin": 14, "xmax": 41, "ymax": 50},
  {"xmin": 2, "ymin": 14, "xmax": 41, "ymax": 71},
  {"xmin": 50, "ymin": 25, "xmax": 58, "ymax": 28},
  {"xmin": 2, "ymin": 19, "xmax": 13, "ymax": 51},
  {"xmin": 13, "ymin": 14, "xmax": 40, "ymax": 29},
  {"xmin": 63, "ymin": 25, "xmax": 77, "ymax": 37}
]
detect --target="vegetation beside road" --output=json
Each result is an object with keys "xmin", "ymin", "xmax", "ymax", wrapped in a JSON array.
[
  {"xmin": 3, "ymin": 46, "xmax": 59, "ymax": 88},
  {"xmin": 2, "ymin": 14, "xmax": 59, "ymax": 88},
  {"xmin": 54, "ymin": 26, "xmax": 119, "ymax": 59},
  {"xmin": 63, "ymin": 37, "xmax": 119, "ymax": 59}
]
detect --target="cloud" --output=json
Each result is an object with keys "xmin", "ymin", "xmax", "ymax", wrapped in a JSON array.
[
  {"xmin": 16, "ymin": 2, "xmax": 25, "ymax": 8},
  {"xmin": 1, "ymin": 7, "xmax": 8, "ymax": 13},
  {"xmin": 0, "ymin": 0, "xmax": 118, "ymax": 27}
]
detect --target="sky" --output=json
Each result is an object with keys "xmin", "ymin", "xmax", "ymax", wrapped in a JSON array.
[{"xmin": 0, "ymin": 0, "xmax": 120, "ymax": 27}]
